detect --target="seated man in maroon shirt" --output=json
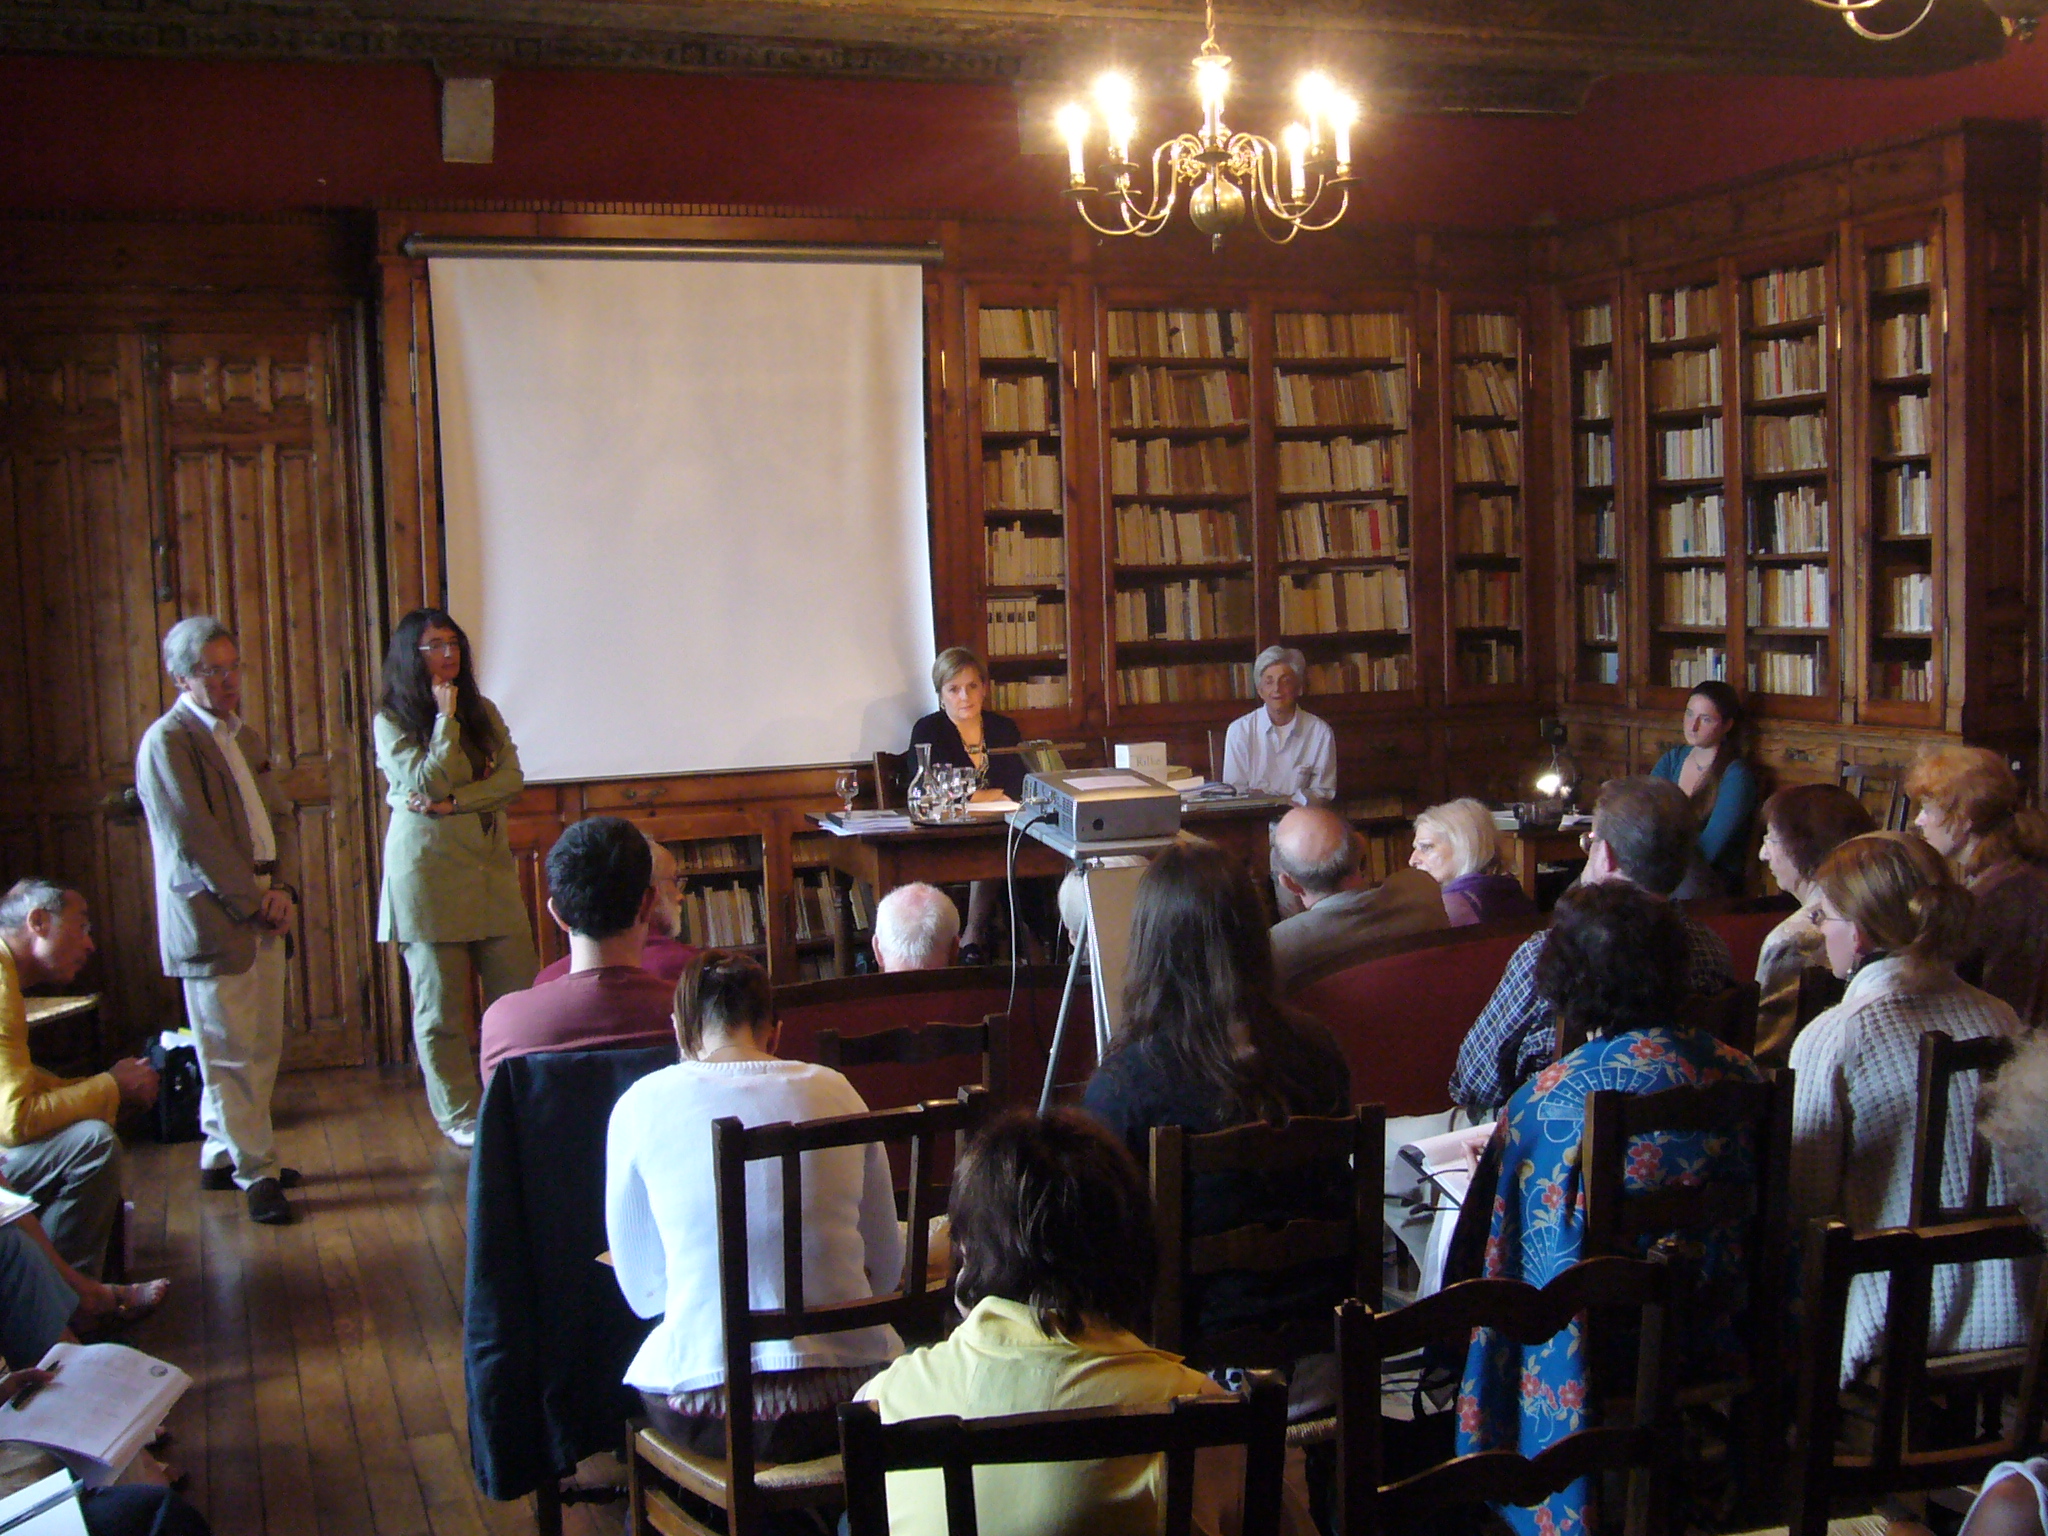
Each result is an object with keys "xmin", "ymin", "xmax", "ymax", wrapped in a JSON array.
[
  {"xmin": 532, "ymin": 834, "xmax": 697, "ymax": 985},
  {"xmin": 479, "ymin": 816, "xmax": 681, "ymax": 1083}
]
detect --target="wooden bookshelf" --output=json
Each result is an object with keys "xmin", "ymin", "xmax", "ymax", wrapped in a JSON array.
[
  {"xmin": 1442, "ymin": 297, "xmax": 1530, "ymax": 697},
  {"xmin": 666, "ymin": 832, "xmax": 768, "ymax": 953},
  {"xmin": 1564, "ymin": 291, "xmax": 1622, "ymax": 697}
]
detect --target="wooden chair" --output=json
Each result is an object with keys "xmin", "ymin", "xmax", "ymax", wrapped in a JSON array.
[
  {"xmin": 1796, "ymin": 966, "xmax": 1847, "ymax": 1032},
  {"xmin": 873, "ymin": 749, "xmax": 913, "ymax": 810},
  {"xmin": 1336, "ymin": 1252, "xmax": 1682, "ymax": 1536},
  {"xmin": 815, "ymin": 1012, "xmax": 1012, "ymax": 1109},
  {"xmin": 1841, "ymin": 763, "xmax": 1911, "ymax": 833},
  {"xmin": 1785, "ymin": 1215, "xmax": 2048, "ymax": 1536},
  {"xmin": 1582, "ymin": 1075, "xmax": 1795, "ymax": 1512},
  {"xmin": 1676, "ymin": 980, "xmax": 1763, "ymax": 1057},
  {"xmin": 626, "ymin": 1090, "xmax": 989, "ymax": 1536},
  {"xmin": 1206, "ymin": 727, "xmax": 1229, "ymax": 785},
  {"xmin": 837, "ymin": 1372, "xmax": 1289, "ymax": 1536},
  {"xmin": 1910, "ymin": 1030, "xmax": 2019, "ymax": 1226}
]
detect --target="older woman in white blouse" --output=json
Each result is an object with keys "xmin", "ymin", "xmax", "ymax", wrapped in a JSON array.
[
  {"xmin": 1789, "ymin": 831, "xmax": 2029, "ymax": 1384},
  {"xmin": 1220, "ymin": 646, "xmax": 1335, "ymax": 804},
  {"xmin": 605, "ymin": 949, "xmax": 903, "ymax": 1460}
]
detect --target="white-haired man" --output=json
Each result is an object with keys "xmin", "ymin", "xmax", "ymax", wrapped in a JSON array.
[
  {"xmin": 1219, "ymin": 645, "xmax": 1336, "ymax": 805},
  {"xmin": 872, "ymin": 883, "xmax": 961, "ymax": 973},
  {"xmin": 136, "ymin": 616, "xmax": 301, "ymax": 1226}
]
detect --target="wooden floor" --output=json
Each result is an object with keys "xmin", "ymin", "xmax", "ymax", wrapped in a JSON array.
[{"xmin": 121, "ymin": 1066, "xmax": 623, "ymax": 1536}]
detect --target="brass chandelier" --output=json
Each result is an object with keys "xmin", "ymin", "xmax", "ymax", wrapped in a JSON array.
[
  {"xmin": 1054, "ymin": 0, "xmax": 1359, "ymax": 248},
  {"xmin": 1805, "ymin": 0, "xmax": 2040, "ymax": 41}
]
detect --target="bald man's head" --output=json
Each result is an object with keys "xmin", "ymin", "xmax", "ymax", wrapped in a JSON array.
[{"xmin": 1271, "ymin": 807, "xmax": 1363, "ymax": 905}]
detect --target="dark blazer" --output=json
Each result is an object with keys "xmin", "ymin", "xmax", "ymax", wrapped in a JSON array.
[
  {"xmin": 908, "ymin": 709, "xmax": 1026, "ymax": 799},
  {"xmin": 465, "ymin": 1046, "xmax": 672, "ymax": 1503}
]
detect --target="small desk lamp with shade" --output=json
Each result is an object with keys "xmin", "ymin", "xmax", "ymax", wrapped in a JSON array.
[{"xmin": 1532, "ymin": 717, "xmax": 1580, "ymax": 823}]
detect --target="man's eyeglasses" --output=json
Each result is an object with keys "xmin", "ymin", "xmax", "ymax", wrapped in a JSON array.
[
  {"xmin": 1579, "ymin": 830, "xmax": 1600, "ymax": 854},
  {"xmin": 191, "ymin": 662, "xmax": 242, "ymax": 680}
]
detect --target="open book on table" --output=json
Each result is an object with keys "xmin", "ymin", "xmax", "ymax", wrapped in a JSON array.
[{"xmin": 4, "ymin": 1344, "xmax": 190, "ymax": 1487}]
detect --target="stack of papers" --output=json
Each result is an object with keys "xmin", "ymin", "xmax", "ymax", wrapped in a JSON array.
[
  {"xmin": 816, "ymin": 811, "xmax": 916, "ymax": 837},
  {"xmin": 9, "ymin": 1343, "xmax": 192, "ymax": 1487}
]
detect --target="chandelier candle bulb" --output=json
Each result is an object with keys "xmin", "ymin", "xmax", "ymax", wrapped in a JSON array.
[
  {"xmin": 1283, "ymin": 123, "xmax": 1309, "ymax": 201},
  {"xmin": 1056, "ymin": 104, "xmax": 1090, "ymax": 184},
  {"xmin": 1330, "ymin": 97, "xmax": 1355, "ymax": 173},
  {"xmin": 1196, "ymin": 54, "xmax": 1229, "ymax": 140}
]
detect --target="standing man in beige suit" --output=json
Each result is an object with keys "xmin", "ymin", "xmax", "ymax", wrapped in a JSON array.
[{"xmin": 136, "ymin": 616, "xmax": 302, "ymax": 1226}]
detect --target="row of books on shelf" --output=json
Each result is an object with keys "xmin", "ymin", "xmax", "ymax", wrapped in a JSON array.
[
  {"xmin": 1751, "ymin": 412, "xmax": 1827, "ymax": 474},
  {"xmin": 1580, "ymin": 583, "xmax": 1619, "ymax": 643},
  {"xmin": 1751, "ymin": 334, "xmax": 1826, "ymax": 398},
  {"xmin": 1451, "ymin": 313, "xmax": 1519, "ymax": 356},
  {"xmin": 1750, "ymin": 266, "xmax": 1825, "ymax": 327},
  {"xmin": 1113, "ymin": 577, "xmax": 1255, "ymax": 643},
  {"xmin": 1660, "ymin": 493, "xmax": 1726, "ymax": 556},
  {"xmin": 1273, "ymin": 370, "xmax": 1408, "ymax": 429},
  {"xmin": 1890, "ymin": 571, "xmax": 1934, "ymax": 632},
  {"xmin": 790, "ymin": 872, "xmax": 837, "ymax": 944},
  {"xmin": 1114, "ymin": 505, "xmax": 1247, "ymax": 566},
  {"xmin": 1278, "ymin": 567, "xmax": 1410, "ymax": 634},
  {"xmin": 1571, "ymin": 305, "xmax": 1614, "ymax": 348},
  {"xmin": 992, "ymin": 675, "xmax": 1068, "ymax": 710},
  {"xmin": 1650, "ymin": 346, "xmax": 1721, "ymax": 410},
  {"xmin": 1659, "ymin": 424, "xmax": 1723, "ymax": 481},
  {"xmin": 1111, "ymin": 438, "xmax": 1250, "ymax": 496},
  {"xmin": 1456, "ymin": 494, "xmax": 1522, "ymax": 555},
  {"xmin": 675, "ymin": 836, "xmax": 757, "ymax": 872},
  {"xmin": 1451, "ymin": 361, "xmax": 1519, "ymax": 417},
  {"xmin": 1107, "ymin": 309, "xmax": 1247, "ymax": 360},
  {"xmin": 1458, "ymin": 638, "xmax": 1521, "ymax": 687},
  {"xmin": 984, "ymin": 447, "xmax": 1062, "ymax": 511},
  {"xmin": 1752, "ymin": 649, "xmax": 1824, "ymax": 696},
  {"xmin": 1880, "ymin": 465, "xmax": 1932, "ymax": 534},
  {"xmin": 1453, "ymin": 427, "xmax": 1520, "ymax": 484},
  {"xmin": 679, "ymin": 885, "xmax": 764, "ymax": 948},
  {"xmin": 981, "ymin": 375, "xmax": 1053, "ymax": 433},
  {"xmin": 1874, "ymin": 658, "xmax": 1933, "ymax": 701},
  {"xmin": 1453, "ymin": 568, "xmax": 1523, "ymax": 628},
  {"xmin": 1649, "ymin": 286, "xmax": 1719, "ymax": 344},
  {"xmin": 1584, "ymin": 651, "xmax": 1622, "ymax": 684},
  {"xmin": 1873, "ymin": 313, "xmax": 1931, "ymax": 379},
  {"xmin": 979, "ymin": 307, "xmax": 1058, "ymax": 361},
  {"xmin": 1748, "ymin": 563, "xmax": 1831, "ymax": 628},
  {"xmin": 1306, "ymin": 651, "xmax": 1412, "ymax": 693},
  {"xmin": 1277, "ymin": 437, "xmax": 1408, "ymax": 495},
  {"xmin": 985, "ymin": 595, "xmax": 1066, "ymax": 657},
  {"xmin": 986, "ymin": 526, "xmax": 1064, "ymax": 587},
  {"xmin": 1668, "ymin": 645, "xmax": 1727, "ymax": 687},
  {"xmin": 1884, "ymin": 394, "xmax": 1931, "ymax": 456},
  {"xmin": 1111, "ymin": 367, "xmax": 1250, "ymax": 430},
  {"xmin": 1116, "ymin": 662, "xmax": 1253, "ymax": 705},
  {"xmin": 1754, "ymin": 485, "xmax": 1829, "ymax": 553},
  {"xmin": 1275, "ymin": 312, "xmax": 1406, "ymax": 361},
  {"xmin": 1278, "ymin": 499, "xmax": 1406, "ymax": 561},
  {"xmin": 1578, "ymin": 362, "xmax": 1612, "ymax": 420},
  {"xmin": 1662, "ymin": 567, "xmax": 1728, "ymax": 627},
  {"xmin": 1579, "ymin": 431, "xmax": 1614, "ymax": 489},
  {"xmin": 1872, "ymin": 242, "xmax": 1929, "ymax": 291},
  {"xmin": 1578, "ymin": 505, "xmax": 1616, "ymax": 560}
]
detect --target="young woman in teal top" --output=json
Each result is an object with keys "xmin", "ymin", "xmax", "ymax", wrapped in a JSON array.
[{"xmin": 1650, "ymin": 679, "xmax": 1759, "ymax": 896}]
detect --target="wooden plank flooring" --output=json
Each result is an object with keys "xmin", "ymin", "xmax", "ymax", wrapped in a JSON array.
[{"xmin": 120, "ymin": 1066, "xmax": 623, "ymax": 1536}]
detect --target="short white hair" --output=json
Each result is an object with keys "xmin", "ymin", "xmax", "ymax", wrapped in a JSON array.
[
  {"xmin": 0, "ymin": 878, "xmax": 69, "ymax": 936},
  {"xmin": 873, "ymin": 883, "xmax": 961, "ymax": 970},
  {"xmin": 162, "ymin": 615, "xmax": 232, "ymax": 679},
  {"xmin": 1253, "ymin": 645, "xmax": 1306, "ymax": 687},
  {"xmin": 1414, "ymin": 798, "xmax": 1504, "ymax": 880}
]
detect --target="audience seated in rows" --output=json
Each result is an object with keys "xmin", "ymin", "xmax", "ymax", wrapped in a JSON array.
[
  {"xmin": 532, "ymin": 833, "xmax": 698, "ymax": 985},
  {"xmin": 604, "ymin": 949, "xmax": 902, "ymax": 1463},
  {"xmin": 0, "ymin": 880, "xmax": 164, "ymax": 1320},
  {"xmin": 1267, "ymin": 808, "xmax": 1446, "ymax": 993},
  {"xmin": 1082, "ymin": 838, "xmax": 1352, "ymax": 1345},
  {"xmin": 1407, "ymin": 797, "xmax": 1539, "ymax": 928},
  {"xmin": 1753, "ymin": 784, "xmax": 1877, "ymax": 1065},
  {"xmin": 856, "ymin": 1106, "xmax": 1302, "ymax": 1536},
  {"xmin": 1456, "ymin": 882, "xmax": 1765, "ymax": 1536},
  {"xmin": 872, "ymin": 883, "xmax": 960, "ymax": 973},
  {"xmin": 1790, "ymin": 831, "xmax": 2030, "ymax": 1383},
  {"xmin": 1907, "ymin": 744, "xmax": 2048, "ymax": 1031},
  {"xmin": 478, "ymin": 817, "xmax": 680, "ymax": 1083}
]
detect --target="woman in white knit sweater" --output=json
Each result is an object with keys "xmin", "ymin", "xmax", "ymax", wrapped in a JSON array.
[
  {"xmin": 605, "ymin": 949, "xmax": 904, "ymax": 1461},
  {"xmin": 1789, "ymin": 831, "xmax": 2029, "ymax": 1384}
]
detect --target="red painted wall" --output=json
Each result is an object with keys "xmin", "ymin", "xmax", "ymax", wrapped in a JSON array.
[{"xmin": 0, "ymin": 42, "xmax": 2043, "ymax": 230}]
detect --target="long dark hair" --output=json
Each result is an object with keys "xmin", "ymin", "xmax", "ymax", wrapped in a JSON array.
[
  {"xmin": 1683, "ymin": 680, "xmax": 1746, "ymax": 822},
  {"xmin": 378, "ymin": 608, "xmax": 500, "ymax": 756},
  {"xmin": 1115, "ymin": 837, "xmax": 1344, "ymax": 1125}
]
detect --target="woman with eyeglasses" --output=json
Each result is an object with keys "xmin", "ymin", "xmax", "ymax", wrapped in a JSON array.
[
  {"xmin": 1649, "ymin": 679, "xmax": 1759, "ymax": 896},
  {"xmin": 1789, "ymin": 832, "xmax": 2028, "ymax": 1384},
  {"xmin": 373, "ymin": 608, "xmax": 536, "ymax": 1148}
]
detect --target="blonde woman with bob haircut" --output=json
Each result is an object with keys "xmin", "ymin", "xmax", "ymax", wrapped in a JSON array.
[
  {"xmin": 1789, "ymin": 832, "xmax": 2029, "ymax": 1384},
  {"xmin": 906, "ymin": 647, "xmax": 1026, "ymax": 963},
  {"xmin": 1407, "ymin": 798, "xmax": 1538, "ymax": 927},
  {"xmin": 1906, "ymin": 743, "xmax": 2048, "ymax": 1029}
]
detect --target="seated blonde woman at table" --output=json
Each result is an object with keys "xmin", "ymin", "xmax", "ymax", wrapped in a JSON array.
[
  {"xmin": 905, "ymin": 647, "xmax": 1027, "ymax": 963},
  {"xmin": 1407, "ymin": 798, "xmax": 1539, "ymax": 927}
]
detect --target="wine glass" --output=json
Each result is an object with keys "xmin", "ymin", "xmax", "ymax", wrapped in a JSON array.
[{"xmin": 834, "ymin": 768, "xmax": 860, "ymax": 816}]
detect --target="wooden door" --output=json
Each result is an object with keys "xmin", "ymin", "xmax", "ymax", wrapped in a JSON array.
[{"xmin": 0, "ymin": 313, "xmax": 376, "ymax": 1069}]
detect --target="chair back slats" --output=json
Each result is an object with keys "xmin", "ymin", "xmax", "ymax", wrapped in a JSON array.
[
  {"xmin": 1675, "ymin": 981, "xmax": 1762, "ymax": 1057},
  {"xmin": 1361, "ymin": 1256, "xmax": 1672, "ymax": 1359},
  {"xmin": 814, "ymin": 1015, "xmax": 1011, "ymax": 1110},
  {"xmin": 1380, "ymin": 1432, "xmax": 1655, "ymax": 1512},
  {"xmin": 837, "ymin": 1376, "xmax": 1289, "ymax": 1536},
  {"xmin": 1910, "ymin": 1030, "xmax": 2018, "ymax": 1226},
  {"xmin": 1188, "ymin": 1217, "xmax": 1358, "ymax": 1276},
  {"xmin": 873, "ymin": 749, "xmax": 912, "ymax": 810}
]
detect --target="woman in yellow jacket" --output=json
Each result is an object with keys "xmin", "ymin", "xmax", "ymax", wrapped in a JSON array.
[{"xmin": 374, "ymin": 608, "xmax": 535, "ymax": 1148}]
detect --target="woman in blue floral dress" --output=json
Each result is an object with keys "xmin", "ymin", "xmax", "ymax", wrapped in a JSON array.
[{"xmin": 1456, "ymin": 882, "xmax": 1764, "ymax": 1536}]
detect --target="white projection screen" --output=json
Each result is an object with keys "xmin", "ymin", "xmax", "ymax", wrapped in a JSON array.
[{"xmin": 429, "ymin": 254, "xmax": 936, "ymax": 781}]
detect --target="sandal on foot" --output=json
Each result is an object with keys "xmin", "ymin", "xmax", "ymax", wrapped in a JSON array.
[{"xmin": 92, "ymin": 1278, "xmax": 169, "ymax": 1327}]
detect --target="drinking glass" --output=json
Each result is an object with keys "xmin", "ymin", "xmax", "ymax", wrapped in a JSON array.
[{"xmin": 834, "ymin": 768, "xmax": 860, "ymax": 815}]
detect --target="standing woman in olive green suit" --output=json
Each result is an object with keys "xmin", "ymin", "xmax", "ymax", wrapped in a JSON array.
[{"xmin": 374, "ymin": 608, "xmax": 536, "ymax": 1148}]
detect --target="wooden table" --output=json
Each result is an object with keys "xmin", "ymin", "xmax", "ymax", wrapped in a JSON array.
[
  {"xmin": 809, "ymin": 798, "xmax": 1292, "ymax": 971},
  {"xmin": 1499, "ymin": 822, "xmax": 1589, "ymax": 901}
]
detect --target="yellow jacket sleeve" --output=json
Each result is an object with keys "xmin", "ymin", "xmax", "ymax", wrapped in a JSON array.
[{"xmin": 0, "ymin": 953, "xmax": 120, "ymax": 1148}]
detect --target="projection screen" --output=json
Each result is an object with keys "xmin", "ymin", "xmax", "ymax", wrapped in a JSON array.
[{"xmin": 429, "ymin": 254, "xmax": 936, "ymax": 781}]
